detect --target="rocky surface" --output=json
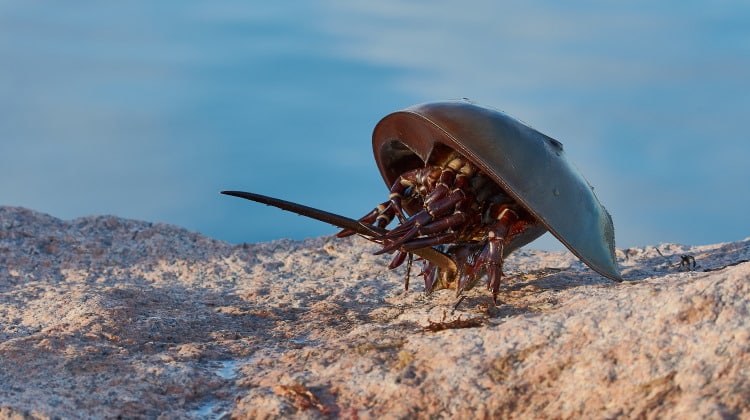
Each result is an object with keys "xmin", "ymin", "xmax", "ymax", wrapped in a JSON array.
[{"xmin": 0, "ymin": 206, "xmax": 748, "ymax": 418}]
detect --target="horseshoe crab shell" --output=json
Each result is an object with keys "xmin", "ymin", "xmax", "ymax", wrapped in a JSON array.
[{"xmin": 372, "ymin": 100, "xmax": 621, "ymax": 282}]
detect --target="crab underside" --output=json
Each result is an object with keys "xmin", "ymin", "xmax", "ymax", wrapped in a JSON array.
[{"xmin": 339, "ymin": 149, "xmax": 540, "ymax": 302}]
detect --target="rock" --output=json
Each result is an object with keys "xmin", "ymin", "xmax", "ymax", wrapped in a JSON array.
[{"xmin": 0, "ymin": 206, "xmax": 748, "ymax": 418}]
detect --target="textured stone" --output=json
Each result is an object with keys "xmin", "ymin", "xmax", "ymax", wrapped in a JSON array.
[{"xmin": 0, "ymin": 206, "xmax": 748, "ymax": 418}]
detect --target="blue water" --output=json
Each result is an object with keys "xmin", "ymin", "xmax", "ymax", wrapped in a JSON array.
[{"xmin": 2, "ymin": 1, "xmax": 749, "ymax": 251}]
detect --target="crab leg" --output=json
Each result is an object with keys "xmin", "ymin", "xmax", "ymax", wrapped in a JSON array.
[{"xmin": 473, "ymin": 205, "xmax": 518, "ymax": 302}]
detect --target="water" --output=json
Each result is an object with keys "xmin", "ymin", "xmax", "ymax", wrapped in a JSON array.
[
  {"xmin": 2, "ymin": 1, "xmax": 749, "ymax": 250},
  {"xmin": 189, "ymin": 359, "xmax": 242, "ymax": 418}
]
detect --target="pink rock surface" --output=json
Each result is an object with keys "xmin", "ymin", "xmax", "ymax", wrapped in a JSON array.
[{"xmin": 0, "ymin": 206, "xmax": 748, "ymax": 418}]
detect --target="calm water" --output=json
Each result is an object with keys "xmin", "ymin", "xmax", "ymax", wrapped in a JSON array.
[{"xmin": 1, "ymin": 1, "xmax": 749, "ymax": 251}]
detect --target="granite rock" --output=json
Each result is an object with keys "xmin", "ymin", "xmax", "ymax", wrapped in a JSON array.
[{"xmin": 0, "ymin": 206, "xmax": 748, "ymax": 418}]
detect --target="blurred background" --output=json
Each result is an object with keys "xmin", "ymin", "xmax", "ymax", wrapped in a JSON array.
[{"xmin": 1, "ymin": 1, "xmax": 748, "ymax": 250}]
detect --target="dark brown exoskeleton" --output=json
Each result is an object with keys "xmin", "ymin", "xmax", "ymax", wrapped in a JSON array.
[{"xmin": 223, "ymin": 100, "xmax": 622, "ymax": 303}]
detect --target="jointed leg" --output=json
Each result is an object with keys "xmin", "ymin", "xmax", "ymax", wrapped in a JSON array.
[{"xmin": 473, "ymin": 204, "xmax": 519, "ymax": 303}]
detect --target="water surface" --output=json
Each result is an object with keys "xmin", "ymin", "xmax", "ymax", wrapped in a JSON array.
[{"xmin": 2, "ymin": 1, "xmax": 748, "ymax": 250}]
